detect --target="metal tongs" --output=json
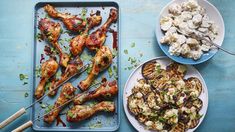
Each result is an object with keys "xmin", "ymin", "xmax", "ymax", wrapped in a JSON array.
[
  {"xmin": 12, "ymin": 74, "xmax": 103, "ymax": 132},
  {"xmin": 0, "ymin": 64, "xmax": 89, "ymax": 130},
  {"xmin": 12, "ymin": 92, "xmax": 78, "ymax": 132}
]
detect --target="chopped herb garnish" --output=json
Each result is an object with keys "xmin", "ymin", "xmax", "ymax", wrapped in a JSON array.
[
  {"xmin": 35, "ymin": 65, "xmax": 41, "ymax": 78},
  {"xmin": 44, "ymin": 82, "xmax": 51, "ymax": 91},
  {"xmin": 45, "ymin": 14, "xmax": 49, "ymax": 18},
  {"xmin": 108, "ymin": 67, "xmax": 113, "ymax": 78},
  {"xmin": 87, "ymin": 64, "xmax": 93, "ymax": 74},
  {"xmin": 81, "ymin": 52, "xmax": 93, "ymax": 61},
  {"xmin": 40, "ymin": 104, "xmax": 47, "ymax": 109},
  {"xmin": 24, "ymin": 92, "xmax": 29, "ymax": 98},
  {"xmin": 45, "ymin": 105, "xmax": 53, "ymax": 113},
  {"xmin": 158, "ymin": 117, "xmax": 166, "ymax": 123},
  {"xmin": 124, "ymin": 49, "xmax": 128, "ymax": 54},
  {"xmin": 112, "ymin": 49, "xmax": 118, "ymax": 58},
  {"xmin": 19, "ymin": 74, "xmax": 28, "ymax": 81},
  {"xmin": 56, "ymin": 71, "xmax": 61, "ymax": 79},
  {"xmin": 113, "ymin": 65, "xmax": 118, "ymax": 74},
  {"xmin": 19, "ymin": 74, "xmax": 28, "ymax": 85},
  {"xmin": 81, "ymin": 8, "xmax": 87, "ymax": 20},
  {"xmin": 131, "ymin": 42, "xmax": 135, "ymax": 48},
  {"xmin": 88, "ymin": 121, "xmax": 102, "ymax": 129},
  {"xmin": 67, "ymin": 111, "xmax": 74, "ymax": 118}
]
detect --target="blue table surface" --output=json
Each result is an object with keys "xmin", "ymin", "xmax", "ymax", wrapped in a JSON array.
[{"xmin": 1, "ymin": 0, "xmax": 235, "ymax": 131}]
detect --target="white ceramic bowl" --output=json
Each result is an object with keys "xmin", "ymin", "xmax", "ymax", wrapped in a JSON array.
[{"xmin": 156, "ymin": 0, "xmax": 225, "ymax": 65}]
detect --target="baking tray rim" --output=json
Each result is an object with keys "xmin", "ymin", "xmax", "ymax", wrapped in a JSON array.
[{"xmin": 32, "ymin": 1, "xmax": 121, "ymax": 131}]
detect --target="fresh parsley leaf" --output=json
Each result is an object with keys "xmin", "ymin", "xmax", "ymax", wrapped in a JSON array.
[
  {"xmin": 131, "ymin": 42, "xmax": 135, "ymax": 48},
  {"xmin": 24, "ymin": 92, "xmax": 29, "ymax": 98},
  {"xmin": 124, "ymin": 49, "xmax": 128, "ymax": 54}
]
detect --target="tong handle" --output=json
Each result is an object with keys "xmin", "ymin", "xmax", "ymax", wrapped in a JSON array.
[
  {"xmin": 11, "ymin": 120, "xmax": 33, "ymax": 132},
  {"xmin": 0, "ymin": 108, "xmax": 26, "ymax": 129}
]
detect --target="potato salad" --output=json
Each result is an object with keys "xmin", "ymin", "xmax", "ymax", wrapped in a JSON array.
[{"xmin": 160, "ymin": 0, "xmax": 218, "ymax": 60}]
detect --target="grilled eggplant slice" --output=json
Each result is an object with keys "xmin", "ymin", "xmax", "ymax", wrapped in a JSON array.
[
  {"xmin": 127, "ymin": 93, "xmax": 144, "ymax": 116},
  {"xmin": 146, "ymin": 92, "xmax": 160, "ymax": 110},
  {"xmin": 186, "ymin": 77, "xmax": 202, "ymax": 98},
  {"xmin": 192, "ymin": 98, "xmax": 203, "ymax": 110},
  {"xmin": 170, "ymin": 122, "xmax": 186, "ymax": 132},
  {"xmin": 142, "ymin": 60, "xmax": 162, "ymax": 80},
  {"xmin": 187, "ymin": 119, "xmax": 199, "ymax": 129},
  {"xmin": 166, "ymin": 62, "xmax": 187, "ymax": 78},
  {"xmin": 131, "ymin": 79, "xmax": 152, "ymax": 96},
  {"xmin": 136, "ymin": 114, "xmax": 147, "ymax": 123}
]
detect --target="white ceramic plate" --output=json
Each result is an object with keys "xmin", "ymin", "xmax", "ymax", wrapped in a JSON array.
[
  {"xmin": 155, "ymin": 0, "xmax": 225, "ymax": 65},
  {"xmin": 123, "ymin": 56, "xmax": 208, "ymax": 132}
]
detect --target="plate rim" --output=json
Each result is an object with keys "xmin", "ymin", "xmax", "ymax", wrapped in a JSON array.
[{"xmin": 123, "ymin": 56, "xmax": 209, "ymax": 132}]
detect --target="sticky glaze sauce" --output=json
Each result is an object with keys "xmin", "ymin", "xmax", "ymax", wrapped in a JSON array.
[{"xmin": 56, "ymin": 116, "xmax": 66, "ymax": 127}]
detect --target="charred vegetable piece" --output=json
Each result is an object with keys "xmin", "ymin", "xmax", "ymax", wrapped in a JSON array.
[
  {"xmin": 131, "ymin": 79, "xmax": 152, "ymax": 96},
  {"xmin": 44, "ymin": 83, "xmax": 76, "ymax": 124},
  {"xmin": 166, "ymin": 62, "xmax": 187, "ymax": 78},
  {"xmin": 78, "ymin": 46, "xmax": 113, "ymax": 91},
  {"xmin": 142, "ymin": 60, "xmax": 157, "ymax": 79},
  {"xmin": 170, "ymin": 122, "xmax": 186, "ymax": 132},
  {"xmin": 35, "ymin": 58, "xmax": 58, "ymax": 99},
  {"xmin": 187, "ymin": 119, "xmax": 199, "ymax": 129},
  {"xmin": 185, "ymin": 77, "xmax": 202, "ymax": 98},
  {"xmin": 192, "ymin": 98, "xmax": 203, "ymax": 110},
  {"xmin": 146, "ymin": 92, "xmax": 160, "ymax": 110},
  {"xmin": 66, "ymin": 101, "xmax": 115, "ymax": 122},
  {"xmin": 127, "ymin": 92, "xmax": 144, "ymax": 116}
]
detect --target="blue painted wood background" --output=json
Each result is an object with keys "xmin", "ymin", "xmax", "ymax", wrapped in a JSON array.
[{"xmin": 0, "ymin": 0, "xmax": 235, "ymax": 131}]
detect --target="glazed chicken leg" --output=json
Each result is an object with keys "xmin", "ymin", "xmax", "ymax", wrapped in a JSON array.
[
  {"xmin": 85, "ymin": 8, "xmax": 118, "ymax": 51},
  {"xmin": 70, "ymin": 12, "xmax": 102, "ymax": 56},
  {"xmin": 35, "ymin": 58, "xmax": 59, "ymax": 99},
  {"xmin": 44, "ymin": 4, "xmax": 87, "ymax": 32},
  {"xmin": 44, "ymin": 83, "xmax": 76, "ymax": 124},
  {"xmin": 39, "ymin": 18, "xmax": 70, "ymax": 67},
  {"xmin": 74, "ymin": 80, "xmax": 118, "ymax": 105},
  {"xmin": 78, "ymin": 46, "xmax": 113, "ymax": 91},
  {"xmin": 48, "ymin": 56, "xmax": 83, "ymax": 96},
  {"xmin": 66, "ymin": 101, "xmax": 115, "ymax": 122}
]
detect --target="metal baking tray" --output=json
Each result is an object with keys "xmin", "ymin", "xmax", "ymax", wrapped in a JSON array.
[{"xmin": 32, "ymin": 2, "xmax": 120, "ymax": 131}]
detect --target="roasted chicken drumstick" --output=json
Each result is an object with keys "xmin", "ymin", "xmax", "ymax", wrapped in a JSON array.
[
  {"xmin": 74, "ymin": 80, "xmax": 118, "ymax": 105},
  {"xmin": 67, "ymin": 101, "xmax": 115, "ymax": 122},
  {"xmin": 86, "ymin": 8, "xmax": 118, "ymax": 51},
  {"xmin": 35, "ymin": 58, "xmax": 59, "ymax": 99},
  {"xmin": 48, "ymin": 56, "xmax": 83, "ymax": 96},
  {"xmin": 39, "ymin": 18, "xmax": 70, "ymax": 67},
  {"xmin": 70, "ymin": 12, "xmax": 102, "ymax": 56},
  {"xmin": 44, "ymin": 83, "xmax": 76, "ymax": 124},
  {"xmin": 78, "ymin": 46, "xmax": 113, "ymax": 91},
  {"xmin": 44, "ymin": 4, "xmax": 87, "ymax": 32}
]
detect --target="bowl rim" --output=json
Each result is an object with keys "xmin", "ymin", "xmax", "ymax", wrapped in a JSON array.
[
  {"xmin": 123, "ymin": 56, "xmax": 209, "ymax": 132},
  {"xmin": 155, "ymin": 0, "xmax": 225, "ymax": 65}
]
